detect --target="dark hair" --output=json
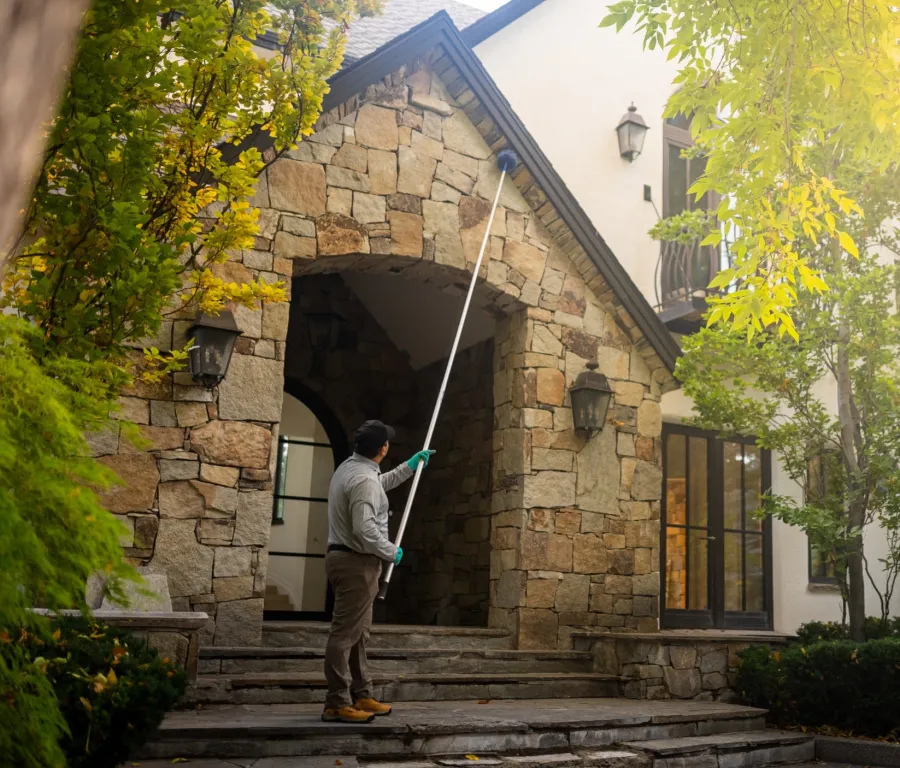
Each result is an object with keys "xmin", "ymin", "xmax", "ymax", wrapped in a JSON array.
[{"xmin": 354, "ymin": 436, "xmax": 386, "ymax": 459}]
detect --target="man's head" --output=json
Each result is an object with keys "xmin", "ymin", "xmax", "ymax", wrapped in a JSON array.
[{"xmin": 354, "ymin": 420, "xmax": 396, "ymax": 464}]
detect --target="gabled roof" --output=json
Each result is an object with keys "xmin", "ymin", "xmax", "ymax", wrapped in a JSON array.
[
  {"xmin": 342, "ymin": 0, "xmax": 485, "ymax": 62},
  {"xmin": 312, "ymin": 12, "xmax": 680, "ymax": 376},
  {"xmin": 462, "ymin": 0, "xmax": 548, "ymax": 47}
]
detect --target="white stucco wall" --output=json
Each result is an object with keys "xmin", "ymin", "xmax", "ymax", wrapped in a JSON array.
[
  {"xmin": 475, "ymin": 0, "xmax": 899, "ymax": 632},
  {"xmin": 475, "ymin": 0, "xmax": 676, "ymax": 307}
]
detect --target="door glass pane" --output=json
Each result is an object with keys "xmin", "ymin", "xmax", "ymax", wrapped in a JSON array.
[
  {"xmin": 277, "ymin": 499, "xmax": 329, "ymax": 555},
  {"xmin": 267, "ymin": 555, "xmax": 327, "ymax": 613},
  {"xmin": 666, "ymin": 434, "xmax": 687, "ymax": 526},
  {"xmin": 744, "ymin": 446, "xmax": 763, "ymax": 531},
  {"xmin": 282, "ymin": 443, "xmax": 333, "ymax": 499},
  {"xmin": 667, "ymin": 144, "xmax": 688, "ymax": 215},
  {"xmin": 746, "ymin": 534, "xmax": 765, "ymax": 612},
  {"xmin": 666, "ymin": 527, "xmax": 687, "ymax": 609},
  {"xmin": 688, "ymin": 531, "xmax": 709, "ymax": 610},
  {"xmin": 723, "ymin": 442, "xmax": 743, "ymax": 529},
  {"xmin": 688, "ymin": 436, "xmax": 708, "ymax": 527},
  {"xmin": 281, "ymin": 393, "xmax": 330, "ymax": 441},
  {"xmin": 724, "ymin": 532, "xmax": 743, "ymax": 611}
]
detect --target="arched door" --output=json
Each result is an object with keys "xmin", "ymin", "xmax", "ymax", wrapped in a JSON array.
[{"xmin": 264, "ymin": 388, "xmax": 347, "ymax": 620}]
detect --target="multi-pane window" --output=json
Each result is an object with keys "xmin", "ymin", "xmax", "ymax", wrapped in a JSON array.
[
  {"xmin": 807, "ymin": 455, "xmax": 841, "ymax": 584},
  {"xmin": 662, "ymin": 425, "xmax": 772, "ymax": 630}
]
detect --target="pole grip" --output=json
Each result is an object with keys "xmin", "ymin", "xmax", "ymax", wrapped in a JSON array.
[{"xmin": 376, "ymin": 578, "xmax": 390, "ymax": 602}]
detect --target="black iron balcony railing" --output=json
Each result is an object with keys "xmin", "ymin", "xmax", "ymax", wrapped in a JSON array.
[{"xmin": 652, "ymin": 217, "xmax": 734, "ymax": 334}]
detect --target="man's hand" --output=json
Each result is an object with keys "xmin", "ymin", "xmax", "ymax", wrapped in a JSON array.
[
  {"xmin": 406, "ymin": 450, "xmax": 436, "ymax": 471},
  {"xmin": 394, "ymin": 547, "xmax": 404, "ymax": 565}
]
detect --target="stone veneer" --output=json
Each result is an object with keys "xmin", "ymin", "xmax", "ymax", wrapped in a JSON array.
[
  {"xmin": 581, "ymin": 632, "xmax": 791, "ymax": 701},
  {"xmin": 93, "ymin": 49, "xmax": 674, "ymax": 648}
]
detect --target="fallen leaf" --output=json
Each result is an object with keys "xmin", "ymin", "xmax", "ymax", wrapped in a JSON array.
[
  {"xmin": 335, "ymin": 761, "xmax": 343, "ymax": 766},
  {"xmin": 170, "ymin": 759, "xmax": 189, "ymax": 765},
  {"xmin": 477, "ymin": 699, "xmax": 491, "ymax": 704},
  {"xmin": 465, "ymin": 755, "xmax": 480, "ymax": 761}
]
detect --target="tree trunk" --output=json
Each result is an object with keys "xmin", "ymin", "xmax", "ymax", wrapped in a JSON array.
[
  {"xmin": 0, "ymin": 0, "xmax": 88, "ymax": 273},
  {"xmin": 836, "ymin": 319, "xmax": 866, "ymax": 642}
]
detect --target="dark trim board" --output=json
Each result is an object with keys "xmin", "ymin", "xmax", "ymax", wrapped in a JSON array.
[
  {"xmin": 250, "ymin": 12, "xmax": 681, "ymax": 373},
  {"xmin": 461, "ymin": 0, "xmax": 548, "ymax": 47}
]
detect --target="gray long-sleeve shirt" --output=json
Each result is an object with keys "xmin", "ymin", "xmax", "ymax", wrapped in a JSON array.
[{"xmin": 327, "ymin": 453, "xmax": 413, "ymax": 562}]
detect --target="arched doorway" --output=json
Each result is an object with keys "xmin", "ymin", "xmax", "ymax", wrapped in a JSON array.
[{"xmin": 264, "ymin": 385, "xmax": 349, "ymax": 620}]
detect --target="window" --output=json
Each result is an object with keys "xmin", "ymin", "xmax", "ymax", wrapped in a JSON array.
[
  {"xmin": 662, "ymin": 425, "xmax": 772, "ymax": 630},
  {"xmin": 660, "ymin": 114, "xmax": 721, "ymax": 303},
  {"xmin": 267, "ymin": 393, "xmax": 337, "ymax": 617},
  {"xmin": 807, "ymin": 455, "xmax": 842, "ymax": 585}
]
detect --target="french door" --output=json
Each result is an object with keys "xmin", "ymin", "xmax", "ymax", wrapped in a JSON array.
[{"xmin": 661, "ymin": 424, "xmax": 773, "ymax": 630}]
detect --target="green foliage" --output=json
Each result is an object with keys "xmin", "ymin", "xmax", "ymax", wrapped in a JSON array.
[
  {"xmin": 0, "ymin": 315, "xmax": 134, "ymax": 766},
  {"xmin": 0, "ymin": 2, "xmax": 373, "ymax": 760},
  {"xmin": 676, "ymin": 235, "xmax": 900, "ymax": 635},
  {"xmin": 737, "ymin": 639, "xmax": 900, "ymax": 737},
  {"xmin": 2, "ymin": 614, "xmax": 186, "ymax": 768},
  {"xmin": 796, "ymin": 618, "xmax": 900, "ymax": 645},
  {"xmin": 3, "ymin": 0, "xmax": 378, "ymax": 373},
  {"xmin": 602, "ymin": 0, "xmax": 900, "ymax": 337}
]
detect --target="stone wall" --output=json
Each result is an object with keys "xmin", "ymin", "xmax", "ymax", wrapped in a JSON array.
[
  {"xmin": 389, "ymin": 341, "xmax": 494, "ymax": 626},
  {"xmin": 585, "ymin": 633, "xmax": 791, "ymax": 701},
  {"xmin": 99, "ymin": 50, "xmax": 669, "ymax": 647}
]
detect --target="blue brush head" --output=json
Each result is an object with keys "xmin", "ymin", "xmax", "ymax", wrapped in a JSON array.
[{"xmin": 496, "ymin": 148, "xmax": 518, "ymax": 173}]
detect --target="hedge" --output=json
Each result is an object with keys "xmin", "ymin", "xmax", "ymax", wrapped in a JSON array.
[
  {"xmin": 796, "ymin": 618, "xmax": 900, "ymax": 645},
  {"xmin": 738, "ymin": 638, "xmax": 900, "ymax": 738},
  {"xmin": 2, "ymin": 614, "xmax": 186, "ymax": 767}
]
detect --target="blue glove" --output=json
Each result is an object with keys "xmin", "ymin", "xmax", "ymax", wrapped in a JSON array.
[
  {"xmin": 394, "ymin": 547, "xmax": 403, "ymax": 565},
  {"xmin": 407, "ymin": 449, "xmax": 436, "ymax": 471}
]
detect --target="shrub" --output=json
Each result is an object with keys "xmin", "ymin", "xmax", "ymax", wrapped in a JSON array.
[
  {"xmin": 795, "ymin": 617, "xmax": 900, "ymax": 645},
  {"xmin": 4, "ymin": 614, "xmax": 186, "ymax": 768},
  {"xmin": 737, "ymin": 639, "xmax": 900, "ymax": 737}
]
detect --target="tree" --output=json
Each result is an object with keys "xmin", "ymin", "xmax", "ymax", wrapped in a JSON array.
[
  {"xmin": 0, "ymin": 1, "xmax": 375, "ymax": 762},
  {"xmin": 602, "ymin": 0, "xmax": 900, "ymax": 338},
  {"xmin": 673, "ymin": 180, "xmax": 900, "ymax": 639}
]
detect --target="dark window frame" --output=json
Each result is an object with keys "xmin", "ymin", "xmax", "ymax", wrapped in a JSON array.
[
  {"xmin": 806, "ymin": 454, "xmax": 842, "ymax": 586},
  {"xmin": 660, "ymin": 423, "xmax": 774, "ymax": 631}
]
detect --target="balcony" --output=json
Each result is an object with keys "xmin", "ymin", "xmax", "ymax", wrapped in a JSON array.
[{"xmin": 652, "ymin": 216, "xmax": 733, "ymax": 335}]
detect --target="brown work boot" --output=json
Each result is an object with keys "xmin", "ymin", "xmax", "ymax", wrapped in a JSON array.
[
  {"xmin": 321, "ymin": 706, "xmax": 375, "ymax": 723},
  {"xmin": 355, "ymin": 697, "xmax": 392, "ymax": 716}
]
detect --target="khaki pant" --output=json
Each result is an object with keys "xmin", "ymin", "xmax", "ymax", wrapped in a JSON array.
[{"xmin": 324, "ymin": 550, "xmax": 382, "ymax": 709}]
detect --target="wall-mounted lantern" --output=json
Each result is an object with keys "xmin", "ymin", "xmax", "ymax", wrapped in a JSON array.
[
  {"xmin": 570, "ymin": 361, "xmax": 614, "ymax": 439},
  {"xmin": 188, "ymin": 310, "xmax": 242, "ymax": 390},
  {"xmin": 305, "ymin": 311, "xmax": 344, "ymax": 354},
  {"xmin": 616, "ymin": 104, "xmax": 649, "ymax": 162}
]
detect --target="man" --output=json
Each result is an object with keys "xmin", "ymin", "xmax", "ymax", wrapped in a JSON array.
[{"xmin": 322, "ymin": 419, "xmax": 434, "ymax": 724}]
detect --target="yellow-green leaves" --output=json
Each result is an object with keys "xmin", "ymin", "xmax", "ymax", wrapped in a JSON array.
[{"xmin": 603, "ymin": 0, "xmax": 900, "ymax": 339}]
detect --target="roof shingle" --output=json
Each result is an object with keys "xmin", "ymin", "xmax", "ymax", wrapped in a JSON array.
[{"xmin": 342, "ymin": 0, "xmax": 484, "ymax": 61}]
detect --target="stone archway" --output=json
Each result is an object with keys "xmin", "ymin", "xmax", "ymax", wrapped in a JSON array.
[{"xmin": 99, "ymin": 56, "xmax": 665, "ymax": 650}]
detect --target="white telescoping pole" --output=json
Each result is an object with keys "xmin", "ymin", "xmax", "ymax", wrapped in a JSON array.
[{"xmin": 377, "ymin": 150, "xmax": 518, "ymax": 601}]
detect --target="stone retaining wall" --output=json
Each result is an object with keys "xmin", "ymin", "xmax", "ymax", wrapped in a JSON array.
[{"xmin": 582, "ymin": 632, "xmax": 791, "ymax": 701}]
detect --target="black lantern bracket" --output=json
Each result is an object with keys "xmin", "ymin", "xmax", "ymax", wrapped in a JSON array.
[
  {"xmin": 616, "ymin": 103, "xmax": 650, "ymax": 162},
  {"xmin": 187, "ymin": 309, "xmax": 243, "ymax": 390},
  {"xmin": 569, "ymin": 361, "xmax": 614, "ymax": 440}
]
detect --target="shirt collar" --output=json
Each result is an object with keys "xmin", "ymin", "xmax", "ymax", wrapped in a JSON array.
[{"xmin": 352, "ymin": 453, "xmax": 381, "ymax": 472}]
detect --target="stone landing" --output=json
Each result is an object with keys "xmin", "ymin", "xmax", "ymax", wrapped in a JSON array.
[{"xmin": 142, "ymin": 698, "xmax": 776, "ymax": 761}]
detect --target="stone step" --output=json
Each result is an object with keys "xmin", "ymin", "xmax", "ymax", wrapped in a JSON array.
[
  {"xmin": 192, "ymin": 671, "xmax": 623, "ymax": 705},
  {"xmin": 145, "ymin": 698, "xmax": 768, "ymax": 760},
  {"xmin": 200, "ymin": 647, "xmax": 595, "ymax": 676},
  {"xmin": 263, "ymin": 621, "xmax": 513, "ymax": 650},
  {"xmin": 623, "ymin": 730, "xmax": 815, "ymax": 767},
  {"xmin": 132, "ymin": 750, "xmax": 649, "ymax": 768}
]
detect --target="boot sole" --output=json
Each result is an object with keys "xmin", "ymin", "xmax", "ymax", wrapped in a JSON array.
[{"xmin": 321, "ymin": 713, "xmax": 375, "ymax": 723}]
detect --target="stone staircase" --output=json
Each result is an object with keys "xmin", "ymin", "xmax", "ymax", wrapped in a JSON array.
[
  {"xmin": 194, "ymin": 622, "xmax": 621, "ymax": 705},
  {"xmin": 143, "ymin": 697, "xmax": 815, "ymax": 765}
]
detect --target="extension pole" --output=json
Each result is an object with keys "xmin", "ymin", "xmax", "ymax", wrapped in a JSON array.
[{"xmin": 377, "ymin": 149, "xmax": 519, "ymax": 601}]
